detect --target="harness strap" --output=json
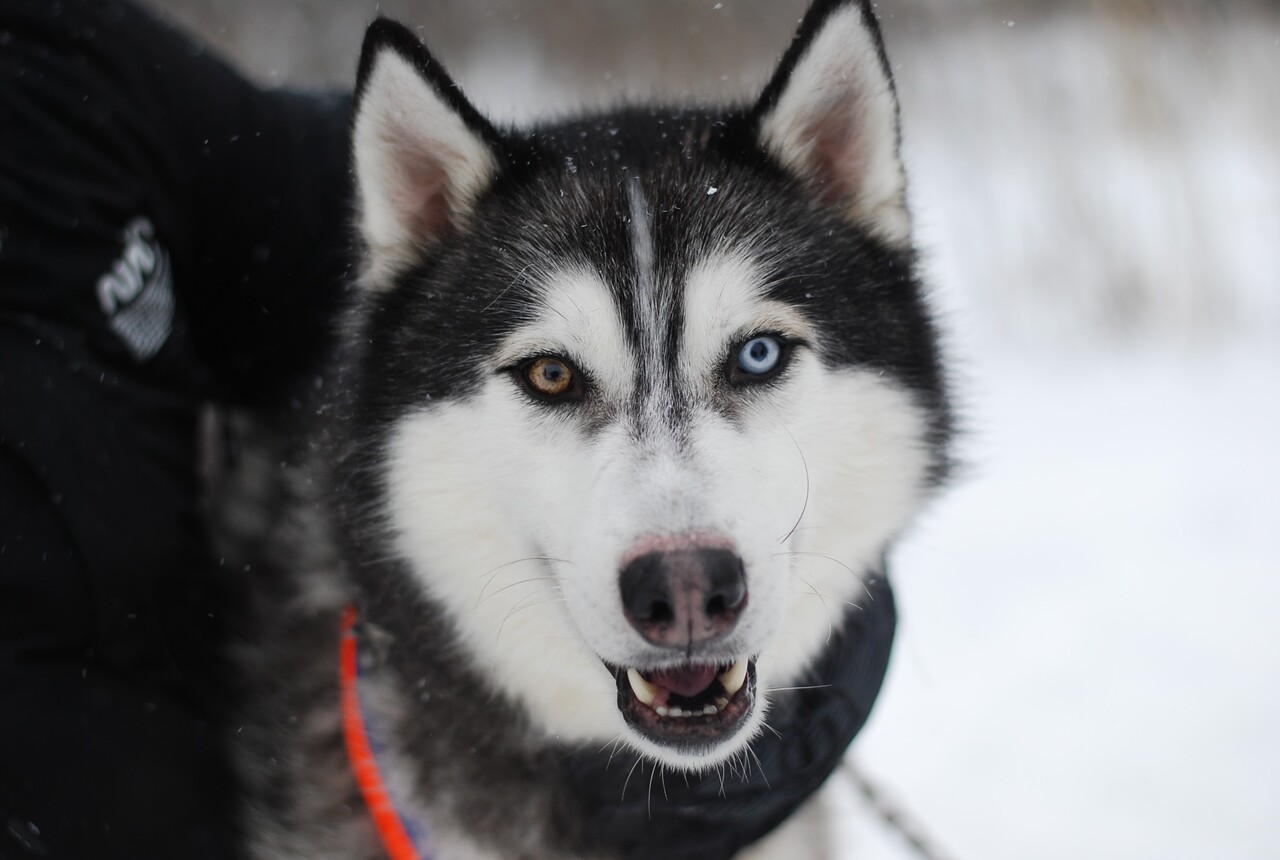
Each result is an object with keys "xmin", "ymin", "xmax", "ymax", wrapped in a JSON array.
[{"xmin": 340, "ymin": 604, "xmax": 426, "ymax": 860}]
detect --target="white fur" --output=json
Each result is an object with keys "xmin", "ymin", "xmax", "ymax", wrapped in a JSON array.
[
  {"xmin": 627, "ymin": 180, "xmax": 667, "ymax": 384},
  {"xmin": 382, "ymin": 250, "xmax": 933, "ymax": 771},
  {"xmin": 492, "ymin": 267, "xmax": 636, "ymax": 399},
  {"xmin": 758, "ymin": 5, "xmax": 911, "ymax": 247},
  {"xmin": 385, "ymin": 389, "xmax": 623, "ymax": 744},
  {"xmin": 353, "ymin": 48, "xmax": 497, "ymax": 285},
  {"xmin": 678, "ymin": 252, "xmax": 815, "ymax": 389}
]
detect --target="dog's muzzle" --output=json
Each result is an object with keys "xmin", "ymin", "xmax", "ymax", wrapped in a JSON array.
[{"xmin": 611, "ymin": 546, "xmax": 756, "ymax": 751}]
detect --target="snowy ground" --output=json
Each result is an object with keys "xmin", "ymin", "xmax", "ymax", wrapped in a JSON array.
[
  {"xmin": 848, "ymin": 9, "xmax": 1280, "ymax": 859},
  {"xmin": 848, "ymin": 334, "xmax": 1280, "ymax": 860}
]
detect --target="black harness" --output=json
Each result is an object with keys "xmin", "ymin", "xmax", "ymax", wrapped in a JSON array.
[{"xmin": 563, "ymin": 569, "xmax": 897, "ymax": 860}]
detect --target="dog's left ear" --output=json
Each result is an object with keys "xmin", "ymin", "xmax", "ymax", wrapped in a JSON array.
[
  {"xmin": 753, "ymin": 0, "xmax": 910, "ymax": 248},
  {"xmin": 353, "ymin": 19, "xmax": 502, "ymax": 282}
]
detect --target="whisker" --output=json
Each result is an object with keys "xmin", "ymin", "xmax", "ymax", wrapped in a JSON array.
[
  {"xmin": 621, "ymin": 756, "xmax": 644, "ymax": 801},
  {"xmin": 774, "ymin": 550, "xmax": 859, "ymax": 578},
  {"xmin": 475, "ymin": 555, "xmax": 552, "ymax": 581},
  {"xmin": 763, "ymin": 684, "xmax": 833, "ymax": 693},
  {"xmin": 777, "ymin": 428, "xmax": 810, "ymax": 545},
  {"xmin": 786, "ymin": 585, "xmax": 865, "ymax": 611},
  {"xmin": 859, "ymin": 576, "xmax": 876, "ymax": 603},
  {"xmin": 476, "ymin": 555, "xmax": 565, "ymax": 588},
  {"xmin": 800, "ymin": 575, "xmax": 834, "ymax": 645},
  {"xmin": 357, "ymin": 554, "xmax": 402, "ymax": 568},
  {"xmin": 803, "ymin": 597, "xmax": 865, "ymax": 610},
  {"xmin": 481, "ymin": 262, "xmax": 532, "ymax": 313},
  {"xmin": 745, "ymin": 744, "xmax": 770, "ymax": 790},
  {"xmin": 495, "ymin": 594, "xmax": 546, "ymax": 643},
  {"xmin": 758, "ymin": 719, "xmax": 783, "ymax": 740},
  {"xmin": 777, "ymin": 552, "xmax": 879, "ymax": 611},
  {"xmin": 475, "ymin": 555, "xmax": 570, "ymax": 602},
  {"xmin": 476, "ymin": 576, "xmax": 556, "ymax": 607}
]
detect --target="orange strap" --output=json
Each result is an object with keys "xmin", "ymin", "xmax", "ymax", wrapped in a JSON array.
[{"xmin": 340, "ymin": 604, "xmax": 424, "ymax": 860}]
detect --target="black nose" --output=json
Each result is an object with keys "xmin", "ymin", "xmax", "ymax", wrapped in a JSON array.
[{"xmin": 619, "ymin": 548, "xmax": 748, "ymax": 648}]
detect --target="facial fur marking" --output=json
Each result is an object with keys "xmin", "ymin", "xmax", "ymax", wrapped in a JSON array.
[
  {"xmin": 679, "ymin": 252, "xmax": 815, "ymax": 393},
  {"xmin": 627, "ymin": 179, "xmax": 657, "ymax": 313},
  {"xmin": 494, "ymin": 267, "xmax": 635, "ymax": 399},
  {"xmin": 626, "ymin": 179, "xmax": 661, "ymax": 390},
  {"xmin": 626, "ymin": 179, "xmax": 686, "ymax": 441}
]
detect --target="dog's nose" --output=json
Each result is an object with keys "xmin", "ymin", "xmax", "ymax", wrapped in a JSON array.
[{"xmin": 619, "ymin": 548, "xmax": 748, "ymax": 648}]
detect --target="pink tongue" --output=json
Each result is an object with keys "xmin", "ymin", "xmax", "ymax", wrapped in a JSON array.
[{"xmin": 648, "ymin": 665, "xmax": 718, "ymax": 698}]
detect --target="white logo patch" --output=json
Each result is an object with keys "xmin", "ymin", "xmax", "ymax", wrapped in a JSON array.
[{"xmin": 96, "ymin": 216, "xmax": 174, "ymax": 361}]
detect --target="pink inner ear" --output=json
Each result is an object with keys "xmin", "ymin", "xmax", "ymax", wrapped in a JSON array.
[
  {"xmin": 805, "ymin": 99, "xmax": 871, "ymax": 210},
  {"xmin": 392, "ymin": 146, "xmax": 457, "ymax": 243}
]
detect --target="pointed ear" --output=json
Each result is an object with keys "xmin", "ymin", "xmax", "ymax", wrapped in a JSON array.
[
  {"xmin": 353, "ymin": 19, "xmax": 501, "ymax": 282},
  {"xmin": 753, "ymin": 0, "xmax": 910, "ymax": 248}
]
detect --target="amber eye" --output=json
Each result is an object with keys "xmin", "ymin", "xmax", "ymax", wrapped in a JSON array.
[{"xmin": 521, "ymin": 356, "xmax": 580, "ymax": 400}]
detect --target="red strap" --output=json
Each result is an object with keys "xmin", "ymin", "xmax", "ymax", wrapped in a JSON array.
[{"xmin": 340, "ymin": 605, "xmax": 423, "ymax": 860}]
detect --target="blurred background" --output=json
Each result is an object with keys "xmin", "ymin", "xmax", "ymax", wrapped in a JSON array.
[{"xmin": 145, "ymin": 1, "xmax": 1280, "ymax": 857}]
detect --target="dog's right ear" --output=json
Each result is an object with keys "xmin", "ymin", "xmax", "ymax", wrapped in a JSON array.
[
  {"xmin": 353, "ymin": 19, "xmax": 501, "ymax": 282},
  {"xmin": 752, "ymin": 0, "xmax": 910, "ymax": 249}
]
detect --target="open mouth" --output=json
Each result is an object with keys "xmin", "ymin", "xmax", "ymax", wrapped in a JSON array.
[{"xmin": 610, "ymin": 657, "xmax": 757, "ymax": 750}]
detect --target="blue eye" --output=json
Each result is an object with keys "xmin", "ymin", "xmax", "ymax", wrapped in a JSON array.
[{"xmin": 736, "ymin": 335, "xmax": 782, "ymax": 376}]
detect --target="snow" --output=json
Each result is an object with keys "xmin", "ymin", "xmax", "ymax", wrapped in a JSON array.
[
  {"xmin": 833, "ymin": 9, "xmax": 1280, "ymax": 857},
  {"xmin": 848, "ymin": 333, "xmax": 1280, "ymax": 859}
]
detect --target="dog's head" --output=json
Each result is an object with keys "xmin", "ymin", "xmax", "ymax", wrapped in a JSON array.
[{"xmin": 342, "ymin": 0, "xmax": 949, "ymax": 770}]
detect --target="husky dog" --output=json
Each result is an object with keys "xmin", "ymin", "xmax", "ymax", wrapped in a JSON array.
[{"xmin": 233, "ymin": 0, "xmax": 951, "ymax": 857}]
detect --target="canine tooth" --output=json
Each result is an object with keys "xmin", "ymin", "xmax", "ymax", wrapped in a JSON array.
[
  {"xmin": 655, "ymin": 706, "xmax": 669, "ymax": 717},
  {"xmin": 627, "ymin": 668, "xmax": 659, "ymax": 707},
  {"xmin": 715, "ymin": 697, "xmax": 729, "ymax": 708},
  {"xmin": 720, "ymin": 658, "xmax": 748, "ymax": 696}
]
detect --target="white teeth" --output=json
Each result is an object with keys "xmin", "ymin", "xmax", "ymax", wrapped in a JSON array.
[
  {"xmin": 630, "ymin": 660, "xmax": 751, "ymax": 721},
  {"xmin": 627, "ymin": 668, "xmax": 659, "ymax": 707},
  {"xmin": 720, "ymin": 658, "xmax": 749, "ymax": 696},
  {"xmin": 652, "ymin": 699, "xmax": 732, "ymax": 720}
]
